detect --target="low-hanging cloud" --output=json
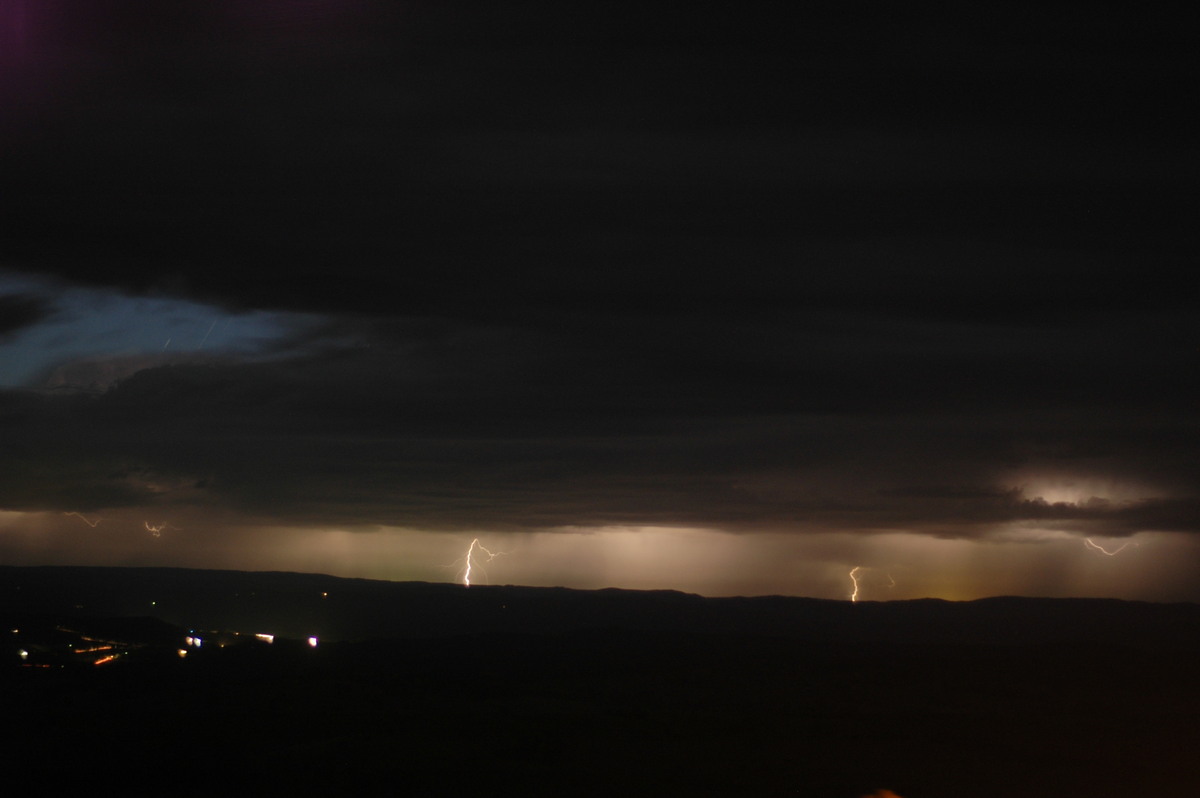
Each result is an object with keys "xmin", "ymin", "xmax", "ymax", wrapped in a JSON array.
[
  {"xmin": 0, "ymin": 335, "xmax": 1196, "ymax": 544},
  {"xmin": 0, "ymin": 293, "xmax": 52, "ymax": 340}
]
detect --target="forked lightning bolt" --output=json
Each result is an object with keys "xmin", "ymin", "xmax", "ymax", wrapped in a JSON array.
[
  {"xmin": 463, "ymin": 538, "xmax": 505, "ymax": 587},
  {"xmin": 144, "ymin": 521, "xmax": 178, "ymax": 538},
  {"xmin": 64, "ymin": 512, "xmax": 101, "ymax": 528},
  {"xmin": 849, "ymin": 566, "xmax": 862, "ymax": 602}
]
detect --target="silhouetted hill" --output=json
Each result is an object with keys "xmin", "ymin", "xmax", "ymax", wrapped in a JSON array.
[
  {"xmin": 3, "ymin": 567, "xmax": 1198, "ymax": 797},
  {"xmin": 2, "ymin": 566, "xmax": 1197, "ymax": 648}
]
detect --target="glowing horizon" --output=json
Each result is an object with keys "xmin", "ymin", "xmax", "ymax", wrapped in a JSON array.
[{"xmin": 2, "ymin": 510, "xmax": 1196, "ymax": 603}]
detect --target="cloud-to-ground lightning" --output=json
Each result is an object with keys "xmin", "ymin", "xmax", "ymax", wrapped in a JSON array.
[
  {"xmin": 462, "ymin": 538, "xmax": 505, "ymax": 587},
  {"xmin": 848, "ymin": 566, "xmax": 897, "ymax": 601},
  {"xmin": 1085, "ymin": 537, "xmax": 1138, "ymax": 556},
  {"xmin": 64, "ymin": 511, "xmax": 101, "ymax": 528}
]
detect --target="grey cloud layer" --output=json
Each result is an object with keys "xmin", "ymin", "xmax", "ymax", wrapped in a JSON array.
[{"xmin": 1, "ymin": 321, "xmax": 1195, "ymax": 538}]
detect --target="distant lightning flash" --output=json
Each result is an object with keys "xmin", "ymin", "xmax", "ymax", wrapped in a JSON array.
[
  {"xmin": 1085, "ymin": 538, "xmax": 1138, "ymax": 556},
  {"xmin": 197, "ymin": 319, "xmax": 217, "ymax": 351},
  {"xmin": 462, "ymin": 538, "xmax": 505, "ymax": 587},
  {"xmin": 144, "ymin": 521, "xmax": 178, "ymax": 538},
  {"xmin": 64, "ymin": 512, "xmax": 101, "ymax": 528},
  {"xmin": 848, "ymin": 567, "xmax": 896, "ymax": 601}
]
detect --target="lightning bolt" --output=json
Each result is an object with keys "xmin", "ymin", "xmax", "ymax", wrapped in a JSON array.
[
  {"xmin": 1084, "ymin": 537, "xmax": 1138, "ymax": 556},
  {"xmin": 197, "ymin": 319, "xmax": 217, "ymax": 351},
  {"xmin": 849, "ymin": 566, "xmax": 862, "ymax": 602},
  {"xmin": 462, "ymin": 538, "xmax": 505, "ymax": 587},
  {"xmin": 64, "ymin": 512, "xmax": 101, "ymax": 528},
  {"xmin": 144, "ymin": 521, "xmax": 178, "ymax": 538}
]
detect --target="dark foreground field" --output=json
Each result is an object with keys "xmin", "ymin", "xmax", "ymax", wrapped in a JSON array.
[{"xmin": 3, "ymin": 567, "xmax": 1198, "ymax": 797}]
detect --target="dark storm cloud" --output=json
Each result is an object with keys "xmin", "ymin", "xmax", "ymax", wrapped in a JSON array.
[
  {"xmin": 2, "ymin": 1, "xmax": 1192, "ymax": 323},
  {"xmin": 0, "ymin": 2, "xmax": 1195, "ymax": 550},
  {"xmin": 0, "ymin": 294, "xmax": 52, "ymax": 340},
  {"xmin": 1, "ymin": 342, "xmax": 1196, "ymax": 539}
]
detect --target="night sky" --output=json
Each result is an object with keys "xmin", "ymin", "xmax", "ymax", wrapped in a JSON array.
[{"xmin": 2, "ymin": 1, "xmax": 1197, "ymax": 600}]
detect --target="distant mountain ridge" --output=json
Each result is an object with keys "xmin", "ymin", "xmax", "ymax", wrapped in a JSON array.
[{"xmin": 3, "ymin": 565, "xmax": 1196, "ymax": 649}]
